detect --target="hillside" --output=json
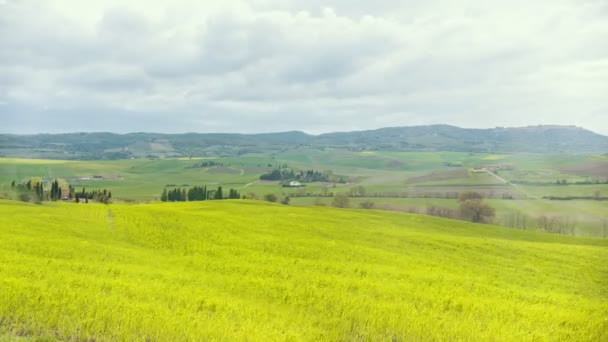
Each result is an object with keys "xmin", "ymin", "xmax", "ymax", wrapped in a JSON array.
[
  {"xmin": 0, "ymin": 200, "xmax": 606, "ymax": 340},
  {"xmin": 1, "ymin": 125, "xmax": 607, "ymax": 159}
]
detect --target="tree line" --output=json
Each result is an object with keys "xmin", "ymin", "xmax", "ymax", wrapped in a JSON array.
[
  {"xmin": 160, "ymin": 185, "xmax": 240, "ymax": 202},
  {"xmin": 260, "ymin": 169, "xmax": 344, "ymax": 183}
]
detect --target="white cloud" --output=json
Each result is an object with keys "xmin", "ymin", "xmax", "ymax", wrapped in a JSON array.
[{"xmin": 0, "ymin": 0, "xmax": 607, "ymax": 135}]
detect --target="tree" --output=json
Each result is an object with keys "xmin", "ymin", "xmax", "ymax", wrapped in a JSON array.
[
  {"xmin": 459, "ymin": 199, "xmax": 495, "ymax": 223},
  {"xmin": 161, "ymin": 189, "xmax": 168, "ymax": 202},
  {"xmin": 280, "ymin": 196, "xmax": 290, "ymax": 205},
  {"xmin": 321, "ymin": 187, "xmax": 329, "ymax": 197},
  {"xmin": 214, "ymin": 186, "xmax": 223, "ymax": 200},
  {"xmin": 228, "ymin": 189, "xmax": 240, "ymax": 199},
  {"xmin": 332, "ymin": 193, "xmax": 350, "ymax": 208}
]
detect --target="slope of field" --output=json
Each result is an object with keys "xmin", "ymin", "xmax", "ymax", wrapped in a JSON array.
[{"xmin": 0, "ymin": 200, "xmax": 606, "ymax": 341}]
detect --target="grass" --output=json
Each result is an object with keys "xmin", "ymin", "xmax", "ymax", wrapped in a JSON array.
[
  {"xmin": 289, "ymin": 197, "xmax": 608, "ymax": 237},
  {"xmin": 1, "ymin": 200, "xmax": 607, "ymax": 341}
]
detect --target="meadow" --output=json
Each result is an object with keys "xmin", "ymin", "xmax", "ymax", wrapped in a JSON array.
[{"xmin": 1, "ymin": 199, "xmax": 606, "ymax": 341}]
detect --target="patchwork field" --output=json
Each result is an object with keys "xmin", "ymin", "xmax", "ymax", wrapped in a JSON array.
[
  {"xmin": 1, "ymin": 200, "xmax": 606, "ymax": 341},
  {"xmin": 1, "ymin": 151, "xmax": 606, "ymax": 237}
]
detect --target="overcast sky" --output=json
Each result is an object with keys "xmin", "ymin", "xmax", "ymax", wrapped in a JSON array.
[{"xmin": 1, "ymin": 0, "xmax": 607, "ymax": 135}]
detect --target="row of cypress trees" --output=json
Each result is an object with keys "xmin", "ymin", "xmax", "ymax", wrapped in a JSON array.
[
  {"xmin": 160, "ymin": 185, "xmax": 240, "ymax": 202},
  {"xmin": 11, "ymin": 179, "xmax": 61, "ymax": 202}
]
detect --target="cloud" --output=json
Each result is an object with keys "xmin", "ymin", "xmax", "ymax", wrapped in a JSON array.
[{"xmin": 0, "ymin": 0, "xmax": 607, "ymax": 135}]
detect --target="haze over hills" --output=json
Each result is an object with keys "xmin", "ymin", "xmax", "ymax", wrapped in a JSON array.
[{"xmin": 1, "ymin": 125, "xmax": 607, "ymax": 159}]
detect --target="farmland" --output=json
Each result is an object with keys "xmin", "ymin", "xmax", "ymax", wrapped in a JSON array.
[
  {"xmin": 1, "ymin": 150, "xmax": 607, "ymax": 237},
  {"xmin": 1, "ymin": 199, "xmax": 606, "ymax": 340}
]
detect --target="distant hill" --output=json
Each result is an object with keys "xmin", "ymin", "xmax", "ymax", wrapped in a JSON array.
[{"xmin": 1, "ymin": 125, "xmax": 607, "ymax": 159}]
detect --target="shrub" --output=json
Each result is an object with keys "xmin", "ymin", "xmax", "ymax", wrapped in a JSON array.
[
  {"xmin": 332, "ymin": 193, "xmax": 350, "ymax": 208},
  {"xmin": 264, "ymin": 194, "xmax": 278, "ymax": 203}
]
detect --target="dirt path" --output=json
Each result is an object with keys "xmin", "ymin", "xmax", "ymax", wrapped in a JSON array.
[
  {"xmin": 107, "ymin": 209, "xmax": 114, "ymax": 231},
  {"xmin": 237, "ymin": 181, "xmax": 258, "ymax": 189},
  {"xmin": 483, "ymin": 170, "xmax": 537, "ymax": 199}
]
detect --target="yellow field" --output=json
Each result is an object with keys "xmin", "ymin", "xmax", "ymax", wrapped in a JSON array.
[{"xmin": 0, "ymin": 200, "xmax": 606, "ymax": 341}]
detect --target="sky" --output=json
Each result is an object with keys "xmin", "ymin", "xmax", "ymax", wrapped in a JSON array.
[{"xmin": 1, "ymin": 0, "xmax": 607, "ymax": 135}]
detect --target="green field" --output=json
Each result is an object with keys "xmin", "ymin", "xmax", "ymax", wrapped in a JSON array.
[
  {"xmin": 1, "ymin": 200, "xmax": 607, "ymax": 340},
  {"xmin": 2, "ymin": 152, "xmax": 606, "ymax": 200},
  {"xmin": 1, "ymin": 151, "xmax": 607, "ymax": 238},
  {"xmin": 290, "ymin": 197, "xmax": 608, "ymax": 237}
]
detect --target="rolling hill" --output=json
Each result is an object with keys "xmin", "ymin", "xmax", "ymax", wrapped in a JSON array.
[
  {"xmin": 1, "ymin": 125, "xmax": 607, "ymax": 159},
  {"xmin": 0, "ymin": 200, "xmax": 606, "ymax": 340}
]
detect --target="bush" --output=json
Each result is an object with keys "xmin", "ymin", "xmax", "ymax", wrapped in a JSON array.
[
  {"xmin": 264, "ymin": 194, "xmax": 278, "ymax": 203},
  {"xmin": 426, "ymin": 206, "xmax": 458, "ymax": 219},
  {"xmin": 332, "ymin": 193, "xmax": 350, "ymax": 208},
  {"xmin": 359, "ymin": 200, "xmax": 375, "ymax": 209},
  {"xmin": 18, "ymin": 192, "xmax": 31, "ymax": 203},
  {"xmin": 459, "ymin": 191, "xmax": 484, "ymax": 202}
]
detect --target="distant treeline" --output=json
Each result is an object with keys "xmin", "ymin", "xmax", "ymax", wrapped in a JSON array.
[
  {"xmin": 190, "ymin": 161, "xmax": 224, "ymax": 168},
  {"xmin": 542, "ymin": 196, "xmax": 608, "ymax": 201},
  {"xmin": 286, "ymin": 188, "xmax": 517, "ymax": 200},
  {"xmin": 160, "ymin": 185, "xmax": 240, "ymax": 202},
  {"xmin": 512, "ymin": 179, "xmax": 608, "ymax": 186}
]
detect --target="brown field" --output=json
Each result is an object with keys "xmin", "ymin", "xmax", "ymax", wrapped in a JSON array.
[{"xmin": 560, "ymin": 162, "xmax": 608, "ymax": 177}]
